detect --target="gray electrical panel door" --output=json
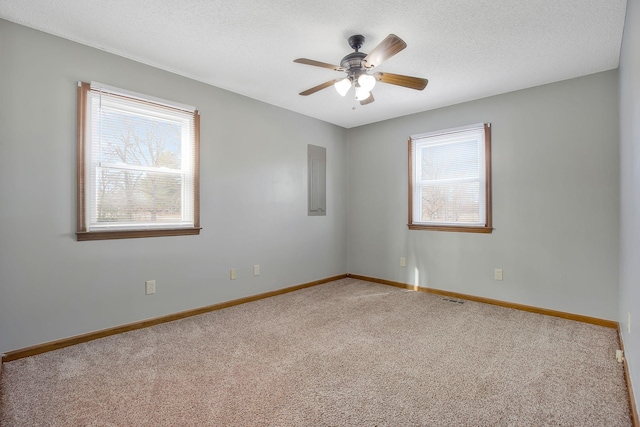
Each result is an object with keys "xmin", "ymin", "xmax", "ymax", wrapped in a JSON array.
[{"xmin": 308, "ymin": 144, "xmax": 326, "ymax": 216}]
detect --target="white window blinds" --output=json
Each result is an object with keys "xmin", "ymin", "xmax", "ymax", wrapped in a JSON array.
[
  {"xmin": 411, "ymin": 124, "xmax": 489, "ymax": 227},
  {"xmin": 84, "ymin": 82, "xmax": 197, "ymax": 231}
]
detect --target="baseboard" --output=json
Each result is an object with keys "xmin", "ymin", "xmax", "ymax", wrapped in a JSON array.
[
  {"xmin": 0, "ymin": 272, "xmax": 620, "ymax": 360},
  {"xmin": 2, "ymin": 272, "xmax": 636, "ymax": 423},
  {"xmin": 347, "ymin": 274, "xmax": 618, "ymax": 329},
  {"xmin": 1, "ymin": 274, "xmax": 347, "ymax": 363},
  {"xmin": 618, "ymin": 329, "xmax": 640, "ymax": 427}
]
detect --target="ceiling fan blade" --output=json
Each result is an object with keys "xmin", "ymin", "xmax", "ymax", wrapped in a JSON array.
[
  {"xmin": 363, "ymin": 34, "xmax": 407, "ymax": 68},
  {"xmin": 299, "ymin": 79, "xmax": 339, "ymax": 96},
  {"xmin": 360, "ymin": 93, "xmax": 375, "ymax": 105},
  {"xmin": 374, "ymin": 72, "xmax": 428, "ymax": 90},
  {"xmin": 294, "ymin": 58, "xmax": 344, "ymax": 71}
]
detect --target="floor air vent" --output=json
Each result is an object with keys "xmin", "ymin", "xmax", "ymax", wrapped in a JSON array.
[{"xmin": 442, "ymin": 298, "xmax": 465, "ymax": 304}]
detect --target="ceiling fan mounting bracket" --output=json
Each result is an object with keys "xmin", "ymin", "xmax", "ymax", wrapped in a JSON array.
[{"xmin": 348, "ymin": 34, "xmax": 365, "ymax": 51}]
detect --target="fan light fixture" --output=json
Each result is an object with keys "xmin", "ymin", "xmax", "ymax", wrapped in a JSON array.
[{"xmin": 334, "ymin": 74, "xmax": 376, "ymax": 99}]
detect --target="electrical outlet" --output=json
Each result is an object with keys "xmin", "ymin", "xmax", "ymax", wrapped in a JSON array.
[
  {"xmin": 400, "ymin": 257, "xmax": 406, "ymax": 267},
  {"xmin": 145, "ymin": 280, "xmax": 156, "ymax": 295},
  {"xmin": 230, "ymin": 269, "xmax": 237, "ymax": 280},
  {"xmin": 253, "ymin": 265, "xmax": 260, "ymax": 276},
  {"xmin": 494, "ymin": 269, "xmax": 503, "ymax": 281},
  {"xmin": 628, "ymin": 312, "xmax": 631, "ymax": 334}
]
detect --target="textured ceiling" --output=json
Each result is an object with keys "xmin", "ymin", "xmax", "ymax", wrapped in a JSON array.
[{"xmin": 0, "ymin": 0, "xmax": 628, "ymax": 128}]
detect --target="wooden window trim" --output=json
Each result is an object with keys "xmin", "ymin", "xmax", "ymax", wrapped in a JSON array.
[
  {"xmin": 76, "ymin": 82, "xmax": 201, "ymax": 241},
  {"xmin": 77, "ymin": 82, "xmax": 89, "ymax": 235},
  {"xmin": 76, "ymin": 228, "xmax": 202, "ymax": 241},
  {"xmin": 408, "ymin": 123, "xmax": 492, "ymax": 233}
]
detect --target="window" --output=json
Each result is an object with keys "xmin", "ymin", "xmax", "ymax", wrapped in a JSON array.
[
  {"xmin": 77, "ymin": 82, "xmax": 200, "ymax": 241},
  {"xmin": 408, "ymin": 123, "xmax": 492, "ymax": 233}
]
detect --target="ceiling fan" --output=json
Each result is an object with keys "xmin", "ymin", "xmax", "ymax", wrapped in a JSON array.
[{"xmin": 294, "ymin": 34, "xmax": 428, "ymax": 105}]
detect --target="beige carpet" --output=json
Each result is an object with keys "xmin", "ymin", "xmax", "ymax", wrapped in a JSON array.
[{"xmin": 0, "ymin": 278, "xmax": 632, "ymax": 426}]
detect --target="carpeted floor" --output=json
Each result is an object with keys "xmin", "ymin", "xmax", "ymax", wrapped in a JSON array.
[{"xmin": 0, "ymin": 278, "xmax": 632, "ymax": 426}]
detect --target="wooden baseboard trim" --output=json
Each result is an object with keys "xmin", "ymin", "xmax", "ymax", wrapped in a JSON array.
[
  {"xmin": 347, "ymin": 274, "xmax": 618, "ymax": 329},
  {"xmin": 618, "ymin": 329, "xmax": 640, "ymax": 427},
  {"xmin": 1, "ymin": 274, "xmax": 347, "ymax": 363}
]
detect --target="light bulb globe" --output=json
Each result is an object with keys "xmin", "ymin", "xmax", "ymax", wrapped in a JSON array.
[
  {"xmin": 358, "ymin": 74, "xmax": 376, "ymax": 92},
  {"xmin": 355, "ymin": 86, "xmax": 371, "ymax": 101},
  {"xmin": 334, "ymin": 78, "xmax": 352, "ymax": 97}
]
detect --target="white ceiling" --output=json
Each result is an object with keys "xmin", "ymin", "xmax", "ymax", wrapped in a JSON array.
[{"xmin": 0, "ymin": 0, "xmax": 628, "ymax": 128}]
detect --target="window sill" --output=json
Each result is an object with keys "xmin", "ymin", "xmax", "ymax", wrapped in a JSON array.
[
  {"xmin": 76, "ymin": 227, "xmax": 202, "ymax": 241},
  {"xmin": 408, "ymin": 224, "xmax": 493, "ymax": 234}
]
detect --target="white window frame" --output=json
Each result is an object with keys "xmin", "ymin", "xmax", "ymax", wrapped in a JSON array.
[
  {"xmin": 76, "ymin": 82, "xmax": 201, "ymax": 241},
  {"xmin": 408, "ymin": 123, "xmax": 492, "ymax": 233}
]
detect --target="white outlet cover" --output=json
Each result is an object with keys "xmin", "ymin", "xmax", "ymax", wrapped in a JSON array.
[
  {"xmin": 253, "ymin": 265, "xmax": 260, "ymax": 276},
  {"xmin": 145, "ymin": 280, "xmax": 156, "ymax": 295}
]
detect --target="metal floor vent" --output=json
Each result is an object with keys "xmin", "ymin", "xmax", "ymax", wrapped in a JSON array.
[{"xmin": 442, "ymin": 298, "xmax": 465, "ymax": 304}]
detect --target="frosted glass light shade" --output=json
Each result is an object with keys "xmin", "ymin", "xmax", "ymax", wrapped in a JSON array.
[
  {"xmin": 358, "ymin": 74, "xmax": 376, "ymax": 92},
  {"xmin": 334, "ymin": 78, "xmax": 351, "ymax": 96},
  {"xmin": 355, "ymin": 86, "xmax": 371, "ymax": 101}
]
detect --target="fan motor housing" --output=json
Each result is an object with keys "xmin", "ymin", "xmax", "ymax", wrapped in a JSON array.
[{"xmin": 340, "ymin": 52, "xmax": 367, "ymax": 72}]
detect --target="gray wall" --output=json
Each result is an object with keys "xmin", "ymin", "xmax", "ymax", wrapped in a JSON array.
[
  {"xmin": 346, "ymin": 70, "xmax": 620, "ymax": 321},
  {"xmin": 0, "ymin": 20, "xmax": 348, "ymax": 354},
  {"xmin": 619, "ymin": 0, "xmax": 640, "ymax": 412}
]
